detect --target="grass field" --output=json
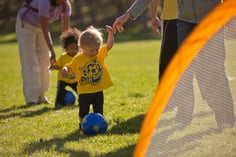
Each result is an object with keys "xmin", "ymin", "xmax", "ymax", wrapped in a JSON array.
[
  {"xmin": 0, "ymin": 39, "xmax": 159, "ymax": 157},
  {"xmin": 0, "ymin": 39, "xmax": 236, "ymax": 157}
]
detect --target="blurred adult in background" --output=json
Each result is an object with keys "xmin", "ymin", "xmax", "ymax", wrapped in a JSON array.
[
  {"xmin": 173, "ymin": 0, "xmax": 235, "ymax": 130},
  {"xmin": 112, "ymin": 0, "xmax": 178, "ymax": 112},
  {"xmin": 15, "ymin": 0, "xmax": 72, "ymax": 106},
  {"xmin": 113, "ymin": 0, "xmax": 235, "ymax": 130},
  {"xmin": 112, "ymin": 0, "xmax": 178, "ymax": 81}
]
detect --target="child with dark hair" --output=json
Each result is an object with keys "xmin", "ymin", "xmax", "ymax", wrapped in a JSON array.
[{"xmin": 50, "ymin": 28, "xmax": 81, "ymax": 108}]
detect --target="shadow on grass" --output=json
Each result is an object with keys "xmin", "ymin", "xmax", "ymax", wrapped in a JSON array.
[
  {"xmin": 23, "ymin": 130, "xmax": 91, "ymax": 157},
  {"xmin": 142, "ymin": 110, "xmax": 229, "ymax": 156},
  {"xmin": 0, "ymin": 104, "xmax": 53, "ymax": 120},
  {"xmin": 0, "ymin": 103, "xmax": 79, "ymax": 120},
  {"xmin": 0, "ymin": 39, "xmax": 17, "ymax": 44},
  {"xmin": 101, "ymin": 110, "xmax": 219, "ymax": 156},
  {"xmin": 108, "ymin": 114, "xmax": 145, "ymax": 134},
  {"xmin": 24, "ymin": 129, "xmax": 135, "ymax": 157},
  {"xmin": 158, "ymin": 110, "xmax": 214, "ymax": 128},
  {"xmin": 149, "ymin": 126, "xmax": 218, "ymax": 156},
  {"xmin": 0, "ymin": 104, "xmax": 32, "ymax": 113},
  {"xmin": 2, "ymin": 104, "xmax": 226, "ymax": 156},
  {"xmin": 21, "ymin": 114, "xmax": 144, "ymax": 156},
  {"xmin": 101, "ymin": 144, "xmax": 135, "ymax": 157}
]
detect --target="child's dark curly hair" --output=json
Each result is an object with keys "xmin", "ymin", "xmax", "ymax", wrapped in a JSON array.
[{"xmin": 60, "ymin": 28, "xmax": 81, "ymax": 49}]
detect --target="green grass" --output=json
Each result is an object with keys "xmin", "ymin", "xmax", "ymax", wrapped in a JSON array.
[
  {"xmin": 0, "ymin": 40, "xmax": 159, "ymax": 157},
  {"xmin": 0, "ymin": 40, "xmax": 236, "ymax": 157}
]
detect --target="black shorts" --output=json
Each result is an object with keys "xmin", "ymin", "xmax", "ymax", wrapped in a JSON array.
[
  {"xmin": 55, "ymin": 80, "xmax": 77, "ymax": 105},
  {"xmin": 78, "ymin": 91, "xmax": 104, "ymax": 119}
]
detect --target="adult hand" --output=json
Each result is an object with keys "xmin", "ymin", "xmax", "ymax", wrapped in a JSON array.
[
  {"xmin": 152, "ymin": 16, "xmax": 161, "ymax": 34},
  {"xmin": 112, "ymin": 12, "xmax": 131, "ymax": 33},
  {"xmin": 50, "ymin": 52, "xmax": 56, "ymax": 66}
]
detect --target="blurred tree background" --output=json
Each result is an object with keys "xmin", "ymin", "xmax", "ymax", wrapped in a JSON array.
[{"xmin": 0, "ymin": 0, "xmax": 160, "ymax": 42}]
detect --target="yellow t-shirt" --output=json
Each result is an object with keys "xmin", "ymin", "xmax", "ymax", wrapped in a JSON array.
[
  {"xmin": 66, "ymin": 45, "xmax": 113, "ymax": 94},
  {"xmin": 161, "ymin": 0, "xmax": 178, "ymax": 20},
  {"xmin": 56, "ymin": 53, "xmax": 77, "ymax": 83}
]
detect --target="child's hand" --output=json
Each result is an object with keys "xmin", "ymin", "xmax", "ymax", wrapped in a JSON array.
[
  {"xmin": 62, "ymin": 67, "xmax": 68, "ymax": 77},
  {"xmin": 49, "ymin": 64, "xmax": 59, "ymax": 70},
  {"xmin": 105, "ymin": 25, "xmax": 114, "ymax": 34},
  {"xmin": 50, "ymin": 54, "xmax": 56, "ymax": 66}
]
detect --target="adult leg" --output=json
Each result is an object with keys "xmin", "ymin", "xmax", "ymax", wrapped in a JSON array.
[
  {"xmin": 196, "ymin": 31, "xmax": 235, "ymax": 128},
  {"xmin": 16, "ymin": 17, "xmax": 41, "ymax": 104},
  {"xmin": 36, "ymin": 31, "xmax": 50, "ymax": 103},
  {"xmin": 174, "ymin": 20, "xmax": 196, "ymax": 128},
  {"xmin": 159, "ymin": 19, "xmax": 178, "ymax": 112},
  {"xmin": 159, "ymin": 19, "xmax": 178, "ymax": 81}
]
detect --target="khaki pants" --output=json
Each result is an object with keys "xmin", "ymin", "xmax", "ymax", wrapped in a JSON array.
[{"xmin": 16, "ymin": 17, "xmax": 50, "ymax": 103}]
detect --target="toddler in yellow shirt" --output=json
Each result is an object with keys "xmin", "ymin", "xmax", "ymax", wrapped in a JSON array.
[
  {"xmin": 62, "ymin": 25, "xmax": 114, "ymax": 126},
  {"xmin": 51, "ymin": 28, "xmax": 80, "ymax": 108}
]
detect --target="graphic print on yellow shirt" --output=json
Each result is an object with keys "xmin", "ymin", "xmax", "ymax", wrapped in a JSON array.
[{"xmin": 79, "ymin": 58, "xmax": 103, "ymax": 86}]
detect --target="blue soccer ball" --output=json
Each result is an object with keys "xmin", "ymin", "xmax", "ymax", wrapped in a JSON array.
[
  {"xmin": 62, "ymin": 90, "xmax": 75, "ymax": 105},
  {"xmin": 81, "ymin": 113, "xmax": 108, "ymax": 136}
]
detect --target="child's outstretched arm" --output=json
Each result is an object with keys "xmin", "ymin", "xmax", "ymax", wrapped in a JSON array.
[{"xmin": 105, "ymin": 25, "xmax": 114, "ymax": 51}]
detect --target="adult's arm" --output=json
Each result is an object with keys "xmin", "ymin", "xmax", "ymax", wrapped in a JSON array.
[
  {"xmin": 61, "ymin": 1, "xmax": 71, "ymax": 32},
  {"xmin": 61, "ymin": 15, "xmax": 70, "ymax": 32},
  {"xmin": 127, "ymin": 0, "xmax": 152, "ymax": 20},
  {"xmin": 113, "ymin": 0, "xmax": 152, "ymax": 33},
  {"xmin": 39, "ymin": 16, "xmax": 56, "ymax": 64}
]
